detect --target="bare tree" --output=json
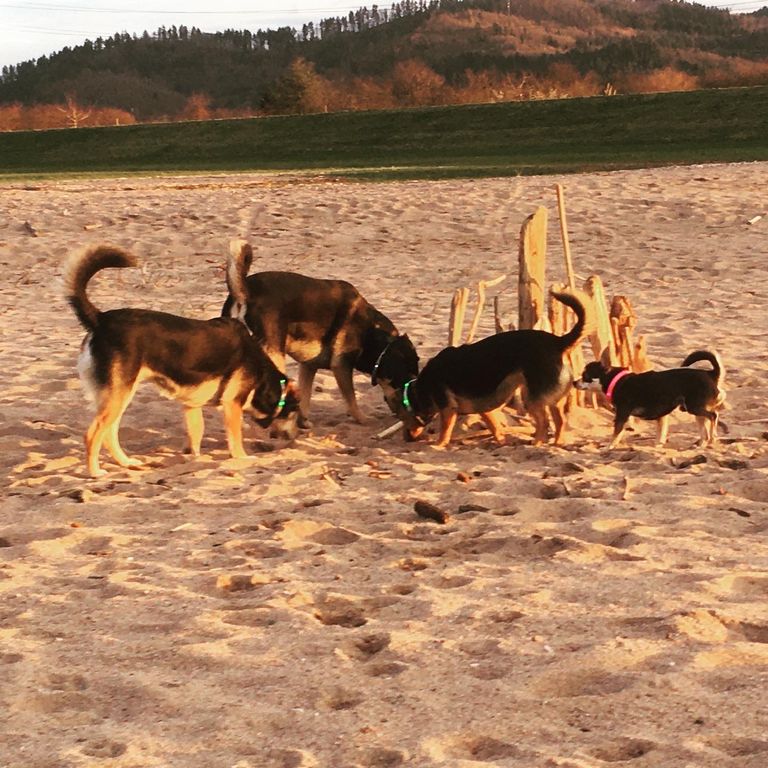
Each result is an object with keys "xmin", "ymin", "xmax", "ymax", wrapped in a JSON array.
[{"xmin": 57, "ymin": 95, "xmax": 91, "ymax": 128}]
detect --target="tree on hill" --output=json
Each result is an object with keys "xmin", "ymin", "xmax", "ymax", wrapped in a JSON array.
[{"xmin": 0, "ymin": 0, "xmax": 767, "ymax": 129}]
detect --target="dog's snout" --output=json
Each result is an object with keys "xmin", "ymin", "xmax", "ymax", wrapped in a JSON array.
[{"xmin": 270, "ymin": 412, "xmax": 299, "ymax": 441}]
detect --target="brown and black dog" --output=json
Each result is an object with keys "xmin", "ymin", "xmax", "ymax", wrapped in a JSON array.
[
  {"xmin": 66, "ymin": 244, "xmax": 300, "ymax": 477},
  {"xmin": 393, "ymin": 291, "xmax": 587, "ymax": 447},
  {"xmin": 222, "ymin": 240, "xmax": 418, "ymax": 426},
  {"xmin": 576, "ymin": 351, "xmax": 725, "ymax": 448}
]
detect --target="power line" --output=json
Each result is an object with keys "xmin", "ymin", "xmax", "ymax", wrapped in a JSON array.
[{"xmin": 0, "ymin": 2, "xmax": 367, "ymax": 14}]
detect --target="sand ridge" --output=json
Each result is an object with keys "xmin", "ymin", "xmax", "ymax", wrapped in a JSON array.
[{"xmin": 1, "ymin": 163, "xmax": 768, "ymax": 767}]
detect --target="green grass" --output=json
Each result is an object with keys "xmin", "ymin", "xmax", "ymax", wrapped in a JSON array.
[{"xmin": 2, "ymin": 87, "xmax": 767, "ymax": 180}]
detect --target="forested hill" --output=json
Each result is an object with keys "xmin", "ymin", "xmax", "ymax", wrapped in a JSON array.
[{"xmin": 1, "ymin": 0, "xmax": 767, "ymax": 127}]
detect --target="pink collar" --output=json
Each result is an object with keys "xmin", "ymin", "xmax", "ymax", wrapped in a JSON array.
[{"xmin": 605, "ymin": 369, "xmax": 631, "ymax": 402}]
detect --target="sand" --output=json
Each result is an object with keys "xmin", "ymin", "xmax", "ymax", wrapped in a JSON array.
[{"xmin": 2, "ymin": 162, "xmax": 768, "ymax": 768}]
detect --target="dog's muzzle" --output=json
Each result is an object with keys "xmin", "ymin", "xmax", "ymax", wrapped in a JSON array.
[{"xmin": 253, "ymin": 378, "xmax": 299, "ymax": 439}]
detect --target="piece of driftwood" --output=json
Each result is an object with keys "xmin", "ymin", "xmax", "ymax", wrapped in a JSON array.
[
  {"xmin": 633, "ymin": 334, "xmax": 652, "ymax": 372},
  {"xmin": 610, "ymin": 295, "xmax": 637, "ymax": 368},
  {"xmin": 493, "ymin": 295, "xmax": 516, "ymax": 334},
  {"xmin": 375, "ymin": 420, "xmax": 404, "ymax": 440},
  {"xmin": 465, "ymin": 274, "xmax": 506, "ymax": 343},
  {"xmin": 448, "ymin": 287, "xmax": 470, "ymax": 346},
  {"xmin": 449, "ymin": 274, "xmax": 507, "ymax": 345},
  {"xmin": 518, "ymin": 206, "xmax": 549, "ymax": 331},
  {"xmin": 583, "ymin": 275, "xmax": 616, "ymax": 365},
  {"xmin": 414, "ymin": 500, "xmax": 450, "ymax": 524},
  {"xmin": 556, "ymin": 184, "xmax": 577, "ymax": 290},
  {"xmin": 549, "ymin": 285, "xmax": 585, "ymax": 409},
  {"xmin": 610, "ymin": 295, "xmax": 651, "ymax": 372}
]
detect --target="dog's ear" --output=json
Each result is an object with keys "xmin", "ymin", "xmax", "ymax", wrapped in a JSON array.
[
  {"xmin": 400, "ymin": 334, "xmax": 419, "ymax": 363},
  {"xmin": 599, "ymin": 346, "xmax": 613, "ymax": 369}
]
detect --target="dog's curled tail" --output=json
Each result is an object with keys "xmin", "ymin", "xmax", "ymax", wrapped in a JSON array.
[
  {"xmin": 64, "ymin": 245, "xmax": 137, "ymax": 331},
  {"xmin": 227, "ymin": 239, "xmax": 253, "ymax": 323},
  {"xmin": 681, "ymin": 350, "xmax": 724, "ymax": 384},
  {"xmin": 551, "ymin": 290, "xmax": 590, "ymax": 351}
]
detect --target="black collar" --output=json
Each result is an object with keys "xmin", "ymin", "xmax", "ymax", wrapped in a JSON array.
[{"xmin": 371, "ymin": 337, "xmax": 397, "ymax": 385}]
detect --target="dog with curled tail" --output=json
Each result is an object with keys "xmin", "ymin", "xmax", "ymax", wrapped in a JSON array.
[
  {"xmin": 577, "ymin": 350, "xmax": 726, "ymax": 448},
  {"xmin": 222, "ymin": 239, "xmax": 419, "ymax": 428},
  {"xmin": 66, "ymin": 244, "xmax": 299, "ymax": 477}
]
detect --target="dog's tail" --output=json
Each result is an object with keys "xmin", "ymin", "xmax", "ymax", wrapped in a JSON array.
[
  {"xmin": 681, "ymin": 350, "xmax": 724, "ymax": 384},
  {"xmin": 552, "ymin": 290, "xmax": 589, "ymax": 351},
  {"xmin": 64, "ymin": 245, "xmax": 137, "ymax": 331},
  {"xmin": 227, "ymin": 239, "xmax": 253, "ymax": 324}
]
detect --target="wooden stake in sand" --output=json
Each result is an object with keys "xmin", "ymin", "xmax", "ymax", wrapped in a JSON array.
[
  {"xmin": 449, "ymin": 275, "xmax": 507, "ymax": 345},
  {"xmin": 556, "ymin": 184, "xmax": 576, "ymax": 291},
  {"xmin": 584, "ymin": 275, "xmax": 616, "ymax": 364},
  {"xmin": 448, "ymin": 287, "xmax": 470, "ymax": 346},
  {"xmin": 465, "ymin": 274, "xmax": 506, "ymax": 343},
  {"xmin": 554, "ymin": 185, "xmax": 585, "ymax": 405},
  {"xmin": 518, "ymin": 206, "xmax": 549, "ymax": 331}
]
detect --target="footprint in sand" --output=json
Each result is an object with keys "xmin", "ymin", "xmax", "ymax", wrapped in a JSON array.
[
  {"xmin": 220, "ymin": 606, "xmax": 290, "ymax": 628},
  {"xmin": 426, "ymin": 734, "xmax": 522, "ymax": 763},
  {"xmin": 261, "ymin": 748, "xmax": 314, "ymax": 768},
  {"xmin": 705, "ymin": 573, "xmax": 768, "ymax": 602},
  {"xmin": 704, "ymin": 737, "xmax": 768, "ymax": 758},
  {"xmin": 528, "ymin": 668, "xmax": 634, "ymax": 698},
  {"xmin": 365, "ymin": 748, "xmax": 413, "ymax": 767},
  {"xmin": 588, "ymin": 738, "xmax": 656, "ymax": 762},
  {"xmin": 80, "ymin": 739, "xmax": 127, "ymax": 758},
  {"xmin": 313, "ymin": 596, "xmax": 367, "ymax": 628},
  {"xmin": 316, "ymin": 685, "xmax": 364, "ymax": 711},
  {"xmin": 340, "ymin": 631, "xmax": 391, "ymax": 661}
]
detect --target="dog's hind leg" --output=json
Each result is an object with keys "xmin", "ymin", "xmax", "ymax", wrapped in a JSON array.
[
  {"xmin": 655, "ymin": 415, "xmax": 669, "ymax": 446},
  {"xmin": 549, "ymin": 403, "xmax": 566, "ymax": 445},
  {"xmin": 222, "ymin": 400, "xmax": 248, "ymax": 459},
  {"xmin": 85, "ymin": 387, "xmax": 132, "ymax": 477},
  {"xmin": 529, "ymin": 404, "xmax": 549, "ymax": 445},
  {"xmin": 102, "ymin": 382, "xmax": 141, "ymax": 469},
  {"xmin": 696, "ymin": 411, "xmax": 718, "ymax": 446},
  {"xmin": 297, "ymin": 362, "xmax": 317, "ymax": 428},
  {"xmin": 332, "ymin": 362, "xmax": 365, "ymax": 424},
  {"xmin": 184, "ymin": 406, "xmax": 205, "ymax": 456},
  {"xmin": 103, "ymin": 422, "xmax": 141, "ymax": 469}
]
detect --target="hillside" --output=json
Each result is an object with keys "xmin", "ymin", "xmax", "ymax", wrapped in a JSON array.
[
  {"xmin": 1, "ymin": 0, "xmax": 767, "ymax": 129},
  {"xmin": 1, "ymin": 87, "xmax": 766, "ymax": 178}
]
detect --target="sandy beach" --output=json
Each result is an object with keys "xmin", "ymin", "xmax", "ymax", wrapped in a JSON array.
[{"xmin": 2, "ymin": 162, "xmax": 768, "ymax": 767}]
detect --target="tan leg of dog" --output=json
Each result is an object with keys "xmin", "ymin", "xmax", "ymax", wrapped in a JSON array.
[
  {"xmin": 222, "ymin": 400, "xmax": 247, "ymax": 459},
  {"xmin": 297, "ymin": 362, "xmax": 317, "ymax": 427},
  {"xmin": 549, "ymin": 404, "xmax": 566, "ymax": 445},
  {"xmin": 609, "ymin": 424, "xmax": 628, "ymax": 449},
  {"xmin": 332, "ymin": 363, "xmax": 365, "ymax": 424},
  {"xmin": 655, "ymin": 415, "xmax": 669, "ymax": 446},
  {"xmin": 435, "ymin": 410, "xmax": 458, "ymax": 448},
  {"xmin": 85, "ymin": 388, "xmax": 132, "ymax": 477},
  {"xmin": 103, "ymin": 421, "xmax": 141, "ymax": 468},
  {"xmin": 709, "ymin": 412, "xmax": 719, "ymax": 445},
  {"xmin": 481, "ymin": 409, "xmax": 507, "ymax": 444},
  {"xmin": 184, "ymin": 407, "xmax": 205, "ymax": 456},
  {"xmin": 102, "ymin": 383, "xmax": 141, "ymax": 468},
  {"xmin": 696, "ymin": 414, "xmax": 718, "ymax": 447},
  {"xmin": 529, "ymin": 404, "xmax": 549, "ymax": 445}
]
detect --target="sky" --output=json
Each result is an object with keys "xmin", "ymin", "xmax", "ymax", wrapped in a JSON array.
[{"xmin": 1, "ymin": 0, "xmax": 765, "ymax": 71}]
